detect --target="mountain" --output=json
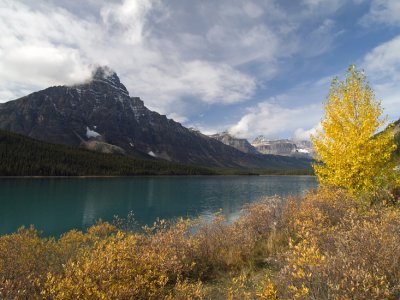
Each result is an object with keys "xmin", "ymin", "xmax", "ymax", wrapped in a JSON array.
[
  {"xmin": 210, "ymin": 132, "xmax": 258, "ymax": 154},
  {"xmin": 0, "ymin": 66, "xmax": 311, "ymax": 170},
  {"xmin": 252, "ymin": 137, "xmax": 297, "ymax": 156},
  {"xmin": 251, "ymin": 136, "xmax": 313, "ymax": 158},
  {"xmin": 0, "ymin": 129, "xmax": 213, "ymax": 176}
]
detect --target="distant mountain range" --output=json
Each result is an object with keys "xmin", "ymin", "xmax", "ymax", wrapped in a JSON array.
[
  {"xmin": 210, "ymin": 132, "xmax": 259, "ymax": 154},
  {"xmin": 210, "ymin": 133, "xmax": 314, "ymax": 158},
  {"xmin": 0, "ymin": 66, "xmax": 312, "ymax": 171}
]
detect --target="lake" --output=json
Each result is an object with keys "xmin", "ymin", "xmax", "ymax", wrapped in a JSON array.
[{"xmin": 0, "ymin": 176, "xmax": 317, "ymax": 236}]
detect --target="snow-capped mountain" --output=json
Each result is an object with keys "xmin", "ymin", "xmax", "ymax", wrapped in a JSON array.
[
  {"xmin": 251, "ymin": 136, "xmax": 314, "ymax": 158},
  {"xmin": 0, "ymin": 66, "xmax": 312, "ymax": 169}
]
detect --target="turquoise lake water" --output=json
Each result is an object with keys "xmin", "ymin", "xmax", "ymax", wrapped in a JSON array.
[{"xmin": 0, "ymin": 176, "xmax": 317, "ymax": 236}]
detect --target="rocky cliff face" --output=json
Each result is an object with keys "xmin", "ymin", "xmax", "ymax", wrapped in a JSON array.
[
  {"xmin": 252, "ymin": 136, "xmax": 313, "ymax": 158},
  {"xmin": 252, "ymin": 137, "xmax": 297, "ymax": 156},
  {"xmin": 210, "ymin": 132, "xmax": 258, "ymax": 154},
  {"xmin": 0, "ymin": 67, "xmax": 312, "ymax": 169}
]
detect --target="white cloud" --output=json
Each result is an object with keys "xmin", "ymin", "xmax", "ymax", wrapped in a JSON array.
[
  {"xmin": 293, "ymin": 124, "xmax": 322, "ymax": 141},
  {"xmin": 363, "ymin": 35, "xmax": 400, "ymax": 120},
  {"xmin": 100, "ymin": 0, "xmax": 154, "ymax": 45},
  {"xmin": 360, "ymin": 0, "xmax": 400, "ymax": 26},
  {"xmin": 229, "ymin": 102, "xmax": 322, "ymax": 139},
  {"xmin": 364, "ymin": 35, "xmax": 400, "ymax": 80},
  {"xmin": 227, "ymin": 75, "xmax": 331, "ymax": 140},
  {"xmin": 0, "ymin": 45, "xmax": 92, "ymax": 86},
  {"xmin": 0, "ymin": 0, "xmax": 95, "ymax": 89}
]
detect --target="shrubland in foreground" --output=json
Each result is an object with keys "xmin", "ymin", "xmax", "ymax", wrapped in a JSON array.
[{"xmin": 1, "ymin": 187, "xmax": 399, "ymax": 299}]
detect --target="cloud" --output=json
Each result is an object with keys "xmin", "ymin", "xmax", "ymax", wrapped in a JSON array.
[
  {"xmin": 227, "ymin": 74, "xmax": 332, "ymax": 139},
  {"xmin": 301, "ymin": 0, "xmax": 345, "ymax": 16},
  {"xmin": 0, "ymin": 0, "xmax": 95, "ymax": 93},
  {"xmin": 100, "ymin": 0, "xmax": 154, "ymax": 45},
  {"xmin": 229, "ymin": 102, "xmax": 322, "ymax": 139},
  {"xmin": 302, "ymin": 19, "xmax": 339, "ymax": 57},
  {"xmin": 360, "ymin": 0, "xmax": 400, "ymax": 26},
  {"xmin": 362, "ymin": 35, "xmax": 400, "ymax": 120},
  {"xmin": 0, "ymin": 45, "xmax": 92, "ymax": 86},
  {"xmin": 293, "ymin": 124, "xmax": 322, "ymax": 141},
  {"xmin": 363, "ymin": 35, "xmax": 400, "ymax": 80}
]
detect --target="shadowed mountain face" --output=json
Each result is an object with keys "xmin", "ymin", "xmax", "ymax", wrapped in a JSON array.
[{"xmin": 0, "ymin": 67, "xmax": 312, "ymax": 169}]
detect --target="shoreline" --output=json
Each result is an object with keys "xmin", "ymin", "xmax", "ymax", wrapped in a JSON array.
[{"xmin": 0, "ymin": 173, "xmax": 315, "ymax": 179}]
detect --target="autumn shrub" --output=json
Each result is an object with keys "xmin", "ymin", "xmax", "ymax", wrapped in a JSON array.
[
  {"xmin": 2, "ymin": 189, "xmax": 400, "ymax": 299},
  {"xmin": 189, "ymin": 213, "xmax": 254, "ymax": 278},
  {"xmin": 192, "ymin": 197, "xmax": 286, "ymax": 279},
  {"xmin": 143, "ymin": 218, "xmax": 200, "ymax": 281},
  {"xmin": 164, "ymin": 278, "xmax": 205, "ymax": 300},
  {"xmin": 45, "ymin": 231, "xmax": 172, "ymax": 299},
  {"xmin": 44, "ymin": 219, "xmax": 205, "ymax": 300},
  {"xmin": 226, "ymin": 272, "xmax": 255, "ymax": 300},
  {"xmin": 236, "ymin": 196, "xmax": 289, "ymax": 260},
  {"xmin": 0, "ymin": 226, "xmax": 59, "ymax": 299},
  {"xmin": 270, "ymin": 187, "xmax": 400, "ymax": 300}
]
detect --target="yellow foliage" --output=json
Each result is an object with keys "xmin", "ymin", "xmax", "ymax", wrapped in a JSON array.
[
  {"xmin": 277, "ymin": 187, "xmax": 400, "ymax": 299},
  {"xmin": 311, "ymin": 65, "xmax": 398, "ymax": 195},
  {"xmin": 0, "ymin": 226, "xmax": 59, "ymax": 299},
  {"xmin": 283, "ymin": 238, "xmax": 326, "ymax": 299},
  {"xmin": 256, "ymin": 275, "xmax": 278, "ymax": 300},
  {"xmin": 2, "ymin": 190, "xmax": 400, "ymax": 299},
  {"xmin": 45, "ymin": 232, "xmax": 170, "ymax": 299},
  {"xmin": 164, "ymin": 278, "xmax": 204, "ymax": 300},
  {"xmin": 227, "ymin": 272, "xmax": 253, "ymax": 300}
]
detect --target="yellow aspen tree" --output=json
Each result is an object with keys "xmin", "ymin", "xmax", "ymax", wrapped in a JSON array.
[{"xmin": 311, "ymin": 65, "xmax": 398, "ymax": 194}]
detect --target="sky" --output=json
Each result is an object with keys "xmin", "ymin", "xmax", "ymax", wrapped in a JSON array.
[{"xmin": 1, "ymin": 0, "xmax": 400, "ymax": 141}]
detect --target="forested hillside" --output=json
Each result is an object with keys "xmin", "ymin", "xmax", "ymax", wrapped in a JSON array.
[{"xmin": 0, "ymin": 130, "xmax": 214, "ymax": 176}]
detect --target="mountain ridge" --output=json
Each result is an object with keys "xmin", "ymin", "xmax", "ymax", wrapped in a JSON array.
[{"xmin": 0, "ymin": 66, "xmax": 312, "ymax": 170}]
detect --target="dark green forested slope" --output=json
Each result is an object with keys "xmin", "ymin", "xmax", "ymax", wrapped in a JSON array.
[{"xmin": 0, "ymin": 130, "xmax": 214, "ymax": 176}]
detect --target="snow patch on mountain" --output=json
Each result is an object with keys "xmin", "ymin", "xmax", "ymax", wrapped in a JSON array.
[
  {"xmin": 297, "ymin": 148, "xmax": 310, "ymax": 153},
  {"xmin": 86, "ymin": 126, "xmax": 101, "ymax": 138}
]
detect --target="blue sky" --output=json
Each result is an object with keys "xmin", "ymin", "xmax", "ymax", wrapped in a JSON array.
[{"xmin": 1, "ymin": 0, "xmax": 400, "ymax": 140}]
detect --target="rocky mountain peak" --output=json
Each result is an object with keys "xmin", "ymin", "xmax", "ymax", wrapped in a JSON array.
[
  {"xmin": 251, "ymin": 136, "xmax": 314, "ymax": 157},
  {"xmin": 92, "ymin": 66, "xmax": 119, "ymax": 82},
  {"xmin": 210, "ymin": 132, "xmax": 259, "ymax": 154},
  {"xmin": 252, "ymin": 136, "xmax": 293, "ymax": 146},
  {"xmin": 87, "ymin": 66, "xmax": 129, "ymax": 96}
]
